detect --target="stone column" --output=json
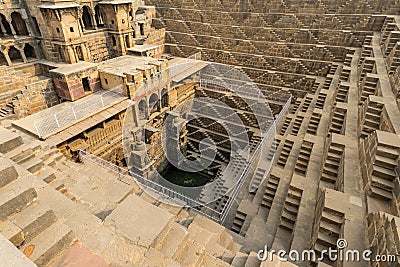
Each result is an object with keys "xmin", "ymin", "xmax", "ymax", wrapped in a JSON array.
[
  {"xmin": 119, "ymin": 34, "xmax": 126, "ymax": 55},
  {"xmin": 6, "ymin": 15, "xmax": 17, "ymax": 37},
  {"xmin": 20, "ymin": 10, "xmax": 33, "ymax": 36},
  {"xmin": 3, "ymin": 50, "xmax": 12, "ymax": 66},
  {"xmin": 80, "ymin": 43, "xmax": 91, "ymax": 61},
  {"xmin": 19, "ymin": 48, "xmax": 27, "ymax": 62},
  {"xmin": 0, "ymin": 21, "xmax": 8, "ymax": 37},
  {"xmin": 67, "ymin": 45, "xmax": 76, "ymax": 63},
  {"xmin": 91, "ymin": 13, "xmax": 98, "ymax": 30}
]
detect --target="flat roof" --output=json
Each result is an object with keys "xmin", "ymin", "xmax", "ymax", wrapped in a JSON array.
[
  {"xmin": 98, "ymin": 55, "xmax": 162, "ymax": 77},
  {"xmin": 38, "ymin": 3, "xmax": 80, "ymax": 9},
  {"xmin": 99, "ymin": 0, "xmax": 135, "ymax": 4},
  {"xmin": 12, "ymin": 90, "xmax": 128, "ymax": 140},
  {"xmin": 127, "ymin": 44, "xmax": 159, "ymax": 53},
  {"xmin": 50, "ymin": 61, "xmax": 98, "ymax": 76}
]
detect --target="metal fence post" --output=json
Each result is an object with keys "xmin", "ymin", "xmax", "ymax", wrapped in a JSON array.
[{"xmin": 54, "ymin": 114, "xmax": 60, "ymax": 127}]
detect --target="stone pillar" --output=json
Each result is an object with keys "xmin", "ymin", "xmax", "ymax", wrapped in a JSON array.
[
  {"xmin": 3, "ymin": 51, "xmax": 12, "ymax": 66},
  {"xmin": 67, "ymin": 46, "xmax": 76, "ymax": 63},
  {"xmin": 80, "ymin": 43, "xmax": 91, "ymax": 61},
  {"xmin": 20, "ymin": 10, "xmax": 33, "ymax": 36},
  {"xmin": 133, "ymin": 103, "xmax": 140, "ymax": 125},
  {"xmin": 91, "ymin": 13, "xmax": 98, "ymax": 30},
  {"xmin": 19, "ymin": 48, "xmax": 27, "ymax": 63},
  {"xmin": 6, "ymin": 16, "xmax": 17, "ymax": 37},
  {"xmin": 119, "ymin": 35, "xmax": 126, "ymax": 55},
  {"xmin": 78, "ymin": 19, "xmax": 85, "ymax": 33},
  {"xmin": 0, "ymin": 21, "xmax": 8, "ymax": 37},
  {"xmin": 165, "ymin": 111, "xmax": 184, "ymax": 167},
  {"xmin": 33, "ymin": 42, "xmax": 42, "ymax": 59}
]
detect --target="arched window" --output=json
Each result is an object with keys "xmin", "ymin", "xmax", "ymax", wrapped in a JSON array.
[
  {"xmin": 11, "ymin": 12, "xmax": 28, "ymax": 35},
  {"xmin": 94, "ymin": 5, "xmax": 104, "ymax": 27},
  {"xmin": 24, "ymin": 44, "xmax": 36, "ymax": 60},
  {"xmin": 82, "ymin": 6, "xmax": 93, "ymax": 30},
  {"xmin": 0, "ymin": 13, "xmax": 12, "ymax": 35},
  {"xmin": 8, "ymin": 46, "xmax": 23, "ymax": 63},
  {"xmin": 161, "ymin": 88, "xmax": 168, "ymax": 108},
  {"xmin": 138, "ymin": 99, "xmax": 147, "ymax": 119},
  {"xmin": 149, "ymin": 93, "xmax": 159, "ymax": 114}
]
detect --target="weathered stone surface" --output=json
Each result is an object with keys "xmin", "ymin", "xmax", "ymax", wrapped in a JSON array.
[
  {"xmin": 104, "ymin": 195, "xmax": 173, "ymax": 247},
  {"xmin": 0, "ymin": 233, "xmax": 37, "ymax": 267},
  {"xmin": 0, "ymin": 127, "xmax": 23, "ymax": 153}
]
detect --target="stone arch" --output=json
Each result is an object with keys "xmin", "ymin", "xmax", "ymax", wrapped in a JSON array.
[
  {"xmin": 11, "ymin": 12, "xmax": 28, "ymax": 35},
  {"xmin": 82, "ymin": 6, "xmax": 93, "ymax": 30},
  {"xmin": 0, "ymin": 13, "xmax": 12, "ymax": 35},
  {"xmin": 138, "ymin": 99, "xmax": 147, "ymax": 119},
  {"xmin": 149, "ymin": 93, "xmax": 159, "ymax": 114},
  {"xmin": 8, "ymin": 46, "xmax": 23, "ymax": 63},
  {"xmin": 94, "ymin": 5, "xmax": 104, "ymax": 27},
  {"xmin": 161, "ymin": 88, "xmax": 168, "ymax": 108},
  {"xmin": 24, "ymin": 43, "xmax": 36, "ymax": 60}
]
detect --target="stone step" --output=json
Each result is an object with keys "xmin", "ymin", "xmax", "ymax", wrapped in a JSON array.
[
  {"xmin": 173, "ymin": 237, "xmax": 205, "ymax": 266},
  {"xmin": 20, "ymin": 157, "xmax": 44, "ymax": 174},
  {"xmin": 9, "ymin": 202, "xmax": 57, "ymax": 244},
  {"xmin": 0, "ymin": 178, "xmax": 37, "ymax": 220},
  {"xmin": 317, "ymin": 230, "xmax": 337, "ymax": 247},
  {"xmin": 0, "ymin": 159, "xmax": 19, "ymax": 188},
  {"xmin": 24, "ymin": 221, "xmax": 75, "ymax": 267},
  {"xmin": 244, "ymin": 251, "xmax": 260, "ymax": 267},
  {"xmin": 4, "ymin": 142, "xmax": 41, "ymax": 164},
  {"xmin": 0, "ymin": 217, "xmax": 26, "ymax": 247},
  {"xmin": 374, "ymin": 155, "xmax": 398, "ymax": 169},
  {"xmin": 372, "ymin": 165, "xmax": 396, "ymax": 180},
  {"xmin": 42, "ymin": 152, "xmax": 64, "ymax": 167},
  {"xmin": 155, "ymin": 222, "xmax": 188, "ymax": 258},
  {"xmin": 369, "ymin": 186, "xmax": 393, "ymax": 201},
  {"xmin": 38, "ymin": 148, "xmax": 59, "ymax": 161},
  {"xmin": 0, "ymin": 127, "xmax": 23, "ymax": 153},
  {"xmin": 36, "ymin": 168, "xmax": 57, "ymax": 184},
  {"xmin": 49, "ymin": 179, "xmax": 66, "ymax": 193},
  {"xmin": 319, "ymin": 220, "xmax": 340, "ymax": 235},
  {"xmin": 0, "ymin": 234, "xmax": 37, "ymax": 267},
  {"xmin": 376, "ymin": 146, "xmax": 399, "ymax": 160},
  {"xmin": 370, "ymin": 175, "xmax": 394, "ymax": 191},
  {"xmin": 321, "ymin": 210, "xmax": 343, "ymax": 225}
]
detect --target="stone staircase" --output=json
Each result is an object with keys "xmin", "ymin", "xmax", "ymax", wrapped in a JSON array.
[
  {"xmin": 150, "ymin": 215, "xmax": 243, "ymax": 266},
  {"xmin": 360, "ymin": 130, "xmax": 400, "ymax": 202},
  {"xmin": 0, "ymin": 127, "xmax": 76, "ymax": 266},
  {"xmin": 320, "ymin": 139, "xmax": 345, "ymax": 190}
]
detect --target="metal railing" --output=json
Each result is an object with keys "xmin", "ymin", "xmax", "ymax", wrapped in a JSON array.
[
  {"xmin": 219, "ymin": 95, "xmax": 291, "ymax": 223},
  {"xmin": 78, "ymin": 149, "xmax": 221, "ymax": 222},
  {"xmin": 34, "ymin": 89, "xmax": 124, "ymax": 139},
  {"xmin": 78, "ymin": 95, "xmax": 291, "ymax": 224}
]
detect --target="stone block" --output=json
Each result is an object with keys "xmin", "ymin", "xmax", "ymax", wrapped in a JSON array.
[{"xmin": 0, "ymin": 127, "xmax": 23, "ymax": 154}]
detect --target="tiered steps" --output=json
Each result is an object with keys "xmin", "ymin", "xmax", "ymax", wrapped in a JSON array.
[
  {"xmin": 279, "ymin": 186, "xmax": 302, "ymax": 236},
  {"xmin": 294, "ymin": 141, "xmax": 314, "ymax": 176},
  {"xmin": 277, "ymin": 140, "xmax": 294, "ymax": 168},
  {"xmin": 261, "ymin": 175, "xmax": 280, "ymax": 210},
  {"xmin": 320, "ymin": 142, "xmax": 345, "ymax": 189}
]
